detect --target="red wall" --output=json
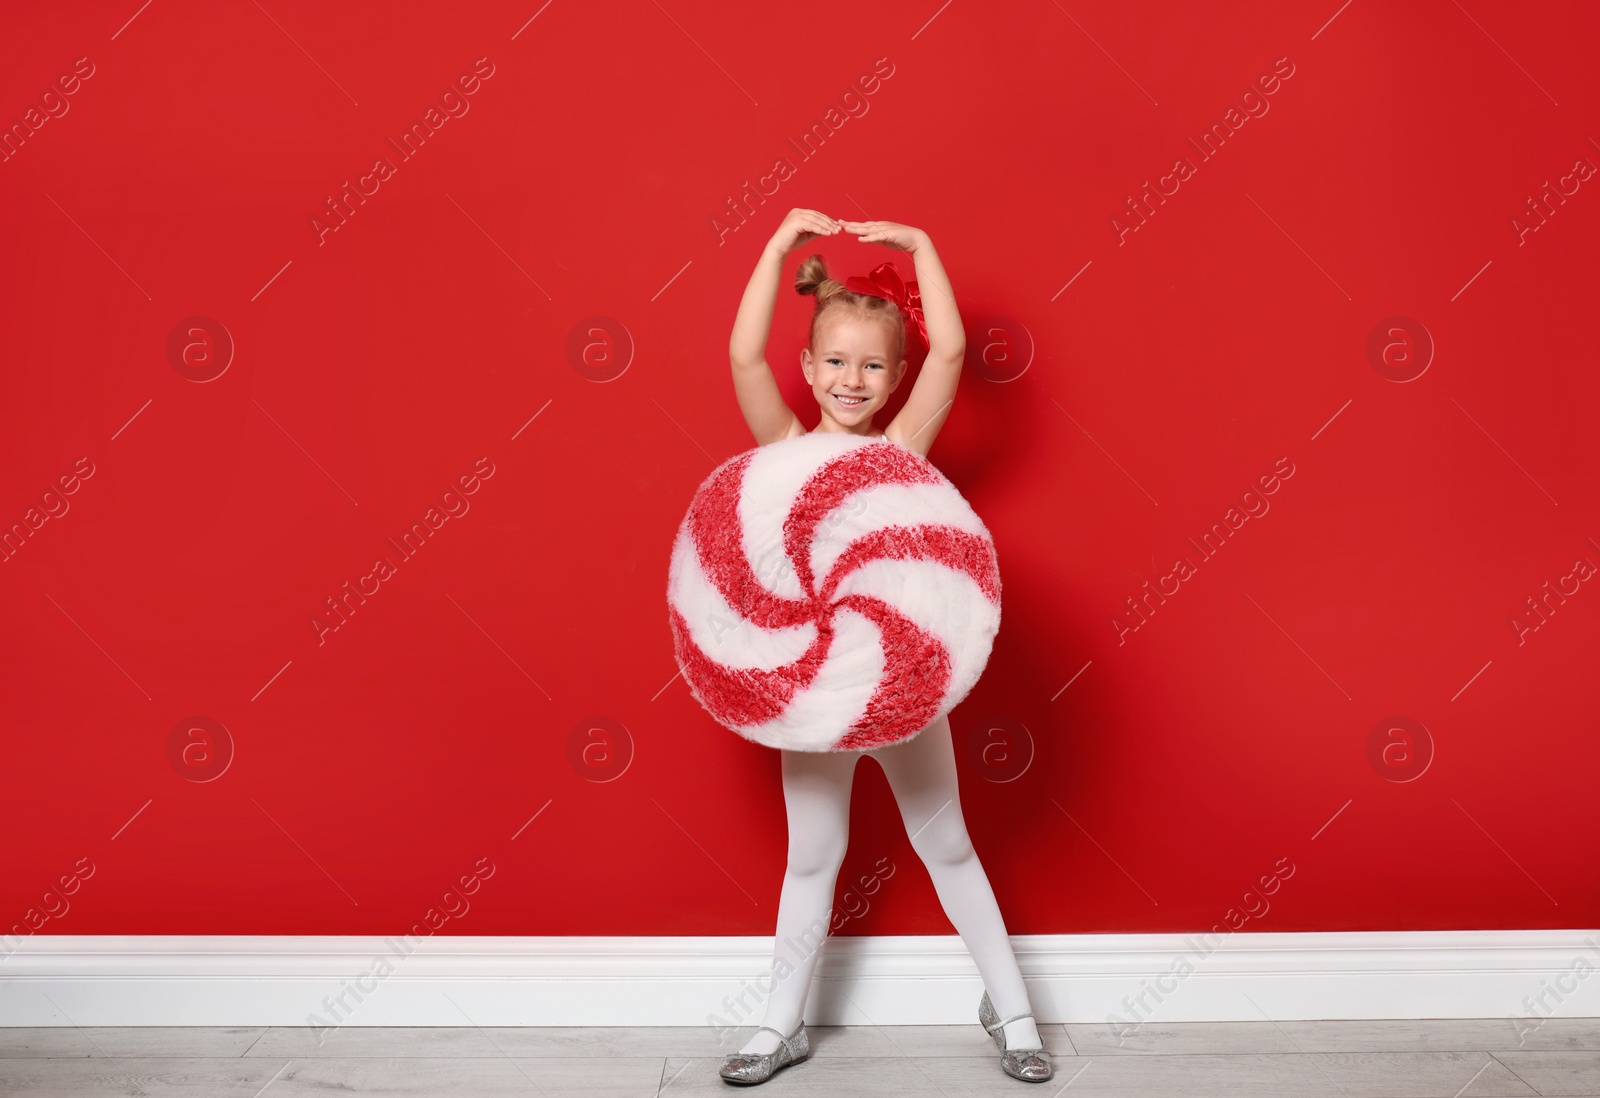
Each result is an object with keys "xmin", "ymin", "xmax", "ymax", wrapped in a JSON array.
[{"xmin": 2, "ymin": 1, "xmax": 1596, "ymax": 942}]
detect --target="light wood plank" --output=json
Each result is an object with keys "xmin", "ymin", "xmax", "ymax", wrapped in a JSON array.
[{"xmin": 1492, "ymin": 1050, "xmax": 1600, "ymax": 1096}]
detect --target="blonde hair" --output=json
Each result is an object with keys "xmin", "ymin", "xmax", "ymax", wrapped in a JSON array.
[{"xmin": 794, "ymin": 253, "xmax": 906, "ymax": 364}]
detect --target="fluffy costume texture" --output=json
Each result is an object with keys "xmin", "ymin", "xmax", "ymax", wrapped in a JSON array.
[{"xmin": 668, "ymin": 431, "xmax": 1001, "ymax": 752}]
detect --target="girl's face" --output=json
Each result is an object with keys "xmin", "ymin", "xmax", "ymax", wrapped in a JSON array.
[{"xmin": 801, "ymin": 312, "xmax": 905, "ymax": 431}]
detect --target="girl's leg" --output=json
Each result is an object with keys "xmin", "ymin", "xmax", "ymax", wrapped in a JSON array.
[
  {"xmin": 867, "ymin": 713, "xmax": 1042, "ymax": 1049},
  {"xmin": 738, "ymin": 746, "xmax": 859, "ymax": 1056}
]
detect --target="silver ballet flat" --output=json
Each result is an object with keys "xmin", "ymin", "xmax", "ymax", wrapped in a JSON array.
[
  {"xmin": 978, "ymin": 990, "xmax": 1053, "ymax": 1082},
  {"xmin": 718, "ymin": 1019, "xmax": 810, "ymax": 1085}
]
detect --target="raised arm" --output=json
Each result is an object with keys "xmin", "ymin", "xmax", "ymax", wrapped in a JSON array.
[
  {"xmin": 839, "ymin": 221, "xmax": 966, "ymax": 457},
  {"xmin": 730, "ymin": 208, "xmax": 841, "ymax": 446}
]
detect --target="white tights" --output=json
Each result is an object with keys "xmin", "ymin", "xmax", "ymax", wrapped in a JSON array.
[{"xmin": 736, "ymin": 713, "xmax": 1041, "ymax": 1055}]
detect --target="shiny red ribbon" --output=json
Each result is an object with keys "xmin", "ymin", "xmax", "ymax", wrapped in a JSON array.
[{"xmin": 844, "ymin": 261, "xmax": 929, "ymax": 360}]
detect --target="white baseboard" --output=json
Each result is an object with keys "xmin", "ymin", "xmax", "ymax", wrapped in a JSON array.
[{"xmin": 2, "ymin": 931, "xmax": 1598, "ymax": 1028}]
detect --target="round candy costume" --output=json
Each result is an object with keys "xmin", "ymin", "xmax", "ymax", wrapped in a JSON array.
[{"xmin": 667, "ymin": 430, "xmax": 1001, "ymax": 752}]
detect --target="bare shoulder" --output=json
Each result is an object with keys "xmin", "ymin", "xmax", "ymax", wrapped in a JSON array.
[
  {"xmin": 752, "ymin": 412, "xmax": 807, "ymax": 447},
  {"xmin": 883, "ymin": 419, "xmax": 933, "ymax": 459}
]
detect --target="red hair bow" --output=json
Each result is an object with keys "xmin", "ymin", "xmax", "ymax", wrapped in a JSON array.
[{"xmin": 844, "ymin": 261, "xmax": 929, "ymax": 361}]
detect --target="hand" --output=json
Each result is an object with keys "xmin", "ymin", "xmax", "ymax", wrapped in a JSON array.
[
  {"xmin": 767, "ymin": 208, "xmax": 841, "ymax": 257},
  {"xmin": 838, "ymin": 219, "xmax": 926, "ymax": 253}
]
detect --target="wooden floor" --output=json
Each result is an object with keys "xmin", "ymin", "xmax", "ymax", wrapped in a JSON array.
[{"xmin": 0, "ymin": 1018, "xmax": 1597, "ymax": 1096}]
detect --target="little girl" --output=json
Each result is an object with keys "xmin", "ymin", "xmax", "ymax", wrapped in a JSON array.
[{"xmin": 717, "ymin": 208, "xmax": 1052, "ymax": 1085}]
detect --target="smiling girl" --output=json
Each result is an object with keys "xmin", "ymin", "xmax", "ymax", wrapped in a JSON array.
[{"xmin": 716, "ymin": 208, "xmax": 1052, "ymax": 1085}]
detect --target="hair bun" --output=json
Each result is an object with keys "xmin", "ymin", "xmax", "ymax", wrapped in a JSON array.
[{"xmin": 794, "ymin": 253, "xmax": 844, "ymax": 302}]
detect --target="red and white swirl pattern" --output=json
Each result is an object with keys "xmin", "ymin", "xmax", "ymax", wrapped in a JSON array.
[{"xmin": 668, "ymin": 431, "xmax": 1001, "ymax": 752}]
